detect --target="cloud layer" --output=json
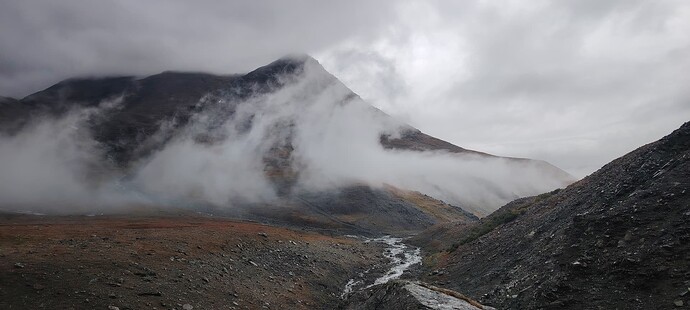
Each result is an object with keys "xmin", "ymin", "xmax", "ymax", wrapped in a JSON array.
[
  {"xmin": 316, "ymin": 1, "xmax": 690, "ymax": 177},
  {"xmin": 2, "ymin": 0, "xmax": 689, "ymax": 177},
  {"xmin": 0, "ymin": 104, "xmax": 146, "ymax": 213},
  {"xmin": 0, "ymin": 60, "xmax": 570, "ymax": 215}
]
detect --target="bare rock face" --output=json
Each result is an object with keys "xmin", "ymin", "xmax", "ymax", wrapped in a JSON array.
[
  {"xmin": 343, "ymin": 280, "xmax": 495, "ymax": 310},
  {"xmin": 417, "ymin": 121, "xmax": 690, "ymax": 309}
]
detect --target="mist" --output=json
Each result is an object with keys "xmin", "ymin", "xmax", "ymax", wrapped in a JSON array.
[
  {"xmin": 131, "ymin": 58, "xmax": 565, "ymax": 215},
  {"xmin": 0, "ymin": 104, "xmax": 147, "ymax": 213},
  {"xmin": 0, "ymin": 58, "xmax": 570, "ymax": 216}
]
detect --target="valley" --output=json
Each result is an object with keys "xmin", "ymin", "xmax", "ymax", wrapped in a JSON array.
[{"xmin": 1, "ymin": 55, "xmax": 688, "ymax": 309}]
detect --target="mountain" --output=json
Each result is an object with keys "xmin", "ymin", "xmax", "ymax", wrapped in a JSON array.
[
  {"xmin": 0, "ymin": 55, "xmax": 574, "ymax": 233},
  {"xmin": 413, "ymin": 121, "xmax": 690, "ymax": 309}
]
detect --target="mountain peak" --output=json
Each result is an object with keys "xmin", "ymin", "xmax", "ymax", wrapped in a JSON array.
[
  {"xmin": 1, "ymin": 56, "xmax": 575, "ymax": 217},
  {"xmin": 241, "ymin": 54, "xmax": 323, "ymax": 84},
  {"xmin": 277, "ymin": 53, "xmax": 316, "ymax": 63}
]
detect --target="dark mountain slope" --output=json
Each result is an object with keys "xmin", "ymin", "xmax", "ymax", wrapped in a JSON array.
[
  {"xmin": 0, "ymin": 96, "xmax": 22, "ymax": 131},
  {"xmin": 9, "ymin": 72, "xmax": 240, "ymax": 164},
  {"xmin": 223, "ymin": 185, "xmax": 479, "ymax": 236},
  {"xmin": 415, "ymin": 122, "xmax": 690, "ymax": 309},
  {"xmin": 0, "ymin": 96, "xmax": 18, "ymax": 104}
]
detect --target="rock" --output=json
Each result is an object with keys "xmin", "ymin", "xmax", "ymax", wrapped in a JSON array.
[
  {"xmin": 258, "ymin": 232, "xmax": 268, "ymax": 238},
  {"xmin": 14, "ymin": 262, "xmax": 25, "ymax": 268},
  {"xmin": 674, "ymin": 300, "xmax": 683, "ymax": 307},
  {"xmin": 571, "ymin": 261, "xmax": 587, "ymax": 268},
  {"xmin": 680, "ymin": 288, "xmax": 690, "ymax": 297},
  {"xmin": 183, "ymin": 304, "xmax": 193, "ymax": 310},
  {"xmin": 108, "ymin": 306, "xmax": 120, "ymax": 310},
  {"xmin": 343, "ymin": 280, "xmax": 494, "ymax": 310}
]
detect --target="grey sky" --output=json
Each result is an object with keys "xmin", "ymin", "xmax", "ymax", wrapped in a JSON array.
[{"xmin": 1, "ymin": 0, "xmax": 689, "ymax": 177}]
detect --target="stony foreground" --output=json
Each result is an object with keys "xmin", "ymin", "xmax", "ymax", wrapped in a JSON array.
[{"xmin": 0, "ymin": 214, "xmax": 390, "ymax": 309}]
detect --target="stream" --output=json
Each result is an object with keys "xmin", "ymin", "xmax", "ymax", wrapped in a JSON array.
[{"xmin": 341, "ymin": 235, "xmax": 422, "ymax": 298}]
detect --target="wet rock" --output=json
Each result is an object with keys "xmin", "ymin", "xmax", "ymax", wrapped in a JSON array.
[
  {"xmin": 680, "ymin": 288, "xmax": 690, "ymax": 297},
  {"xmin": 344, "ymin": 280, "xmax": 494, "ymax": 310}
]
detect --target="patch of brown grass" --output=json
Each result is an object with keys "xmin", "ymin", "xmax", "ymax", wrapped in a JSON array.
[{"xmin": 385, "ymin": 185, "xmax": 462, "ymax": 223}]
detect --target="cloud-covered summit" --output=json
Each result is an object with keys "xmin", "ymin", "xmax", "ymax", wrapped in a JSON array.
[
  {"xmin": 0, "ymin": 56, "xmax": 572, "ymax": 216},
  {"xmin": 2, "ymin": 0, "xmax": 689, "ymax": 178}
]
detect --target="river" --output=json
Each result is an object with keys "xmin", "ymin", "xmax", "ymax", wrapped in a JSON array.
[{"xmin": 341, "ymin": 235, "xmax": 422, "ymax": 298}]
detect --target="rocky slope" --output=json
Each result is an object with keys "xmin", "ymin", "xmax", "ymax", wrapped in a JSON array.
[{"xmin": 415, "ymin": 121, "xmax": 690, "ymax": 309}]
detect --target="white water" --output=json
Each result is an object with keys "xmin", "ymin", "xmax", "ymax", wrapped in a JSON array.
[
  {"xmin": 341, "ymin": 235, "xmax": 422, "ymax": 298},
  {"xmin": 368, "ymin": 236, "xmax": 422, "ymax": 286},
  {"xmin": 341, "ymin": 279, "xmax": 363, "ymax": 298}
]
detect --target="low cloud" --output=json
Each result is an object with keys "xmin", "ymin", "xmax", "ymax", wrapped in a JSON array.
[
  {"xmin": 3, "ymin": 1, "xmax": 689, "ymax": 180},
  {"xmin": 0, "ymin": 59, "xmax": 570, "ymax": 215},
  {"xmin": 0, "ymin": 103, "xmax": 146, "ymax": 213}
]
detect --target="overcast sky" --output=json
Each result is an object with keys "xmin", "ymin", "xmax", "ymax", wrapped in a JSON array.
[{"xmin": 1, "ymin": 0, "xmax": 689, "ymax": 177}]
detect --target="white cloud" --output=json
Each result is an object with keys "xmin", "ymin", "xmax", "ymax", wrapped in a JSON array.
[
  {"xmin": 317, "ymin": 0, "xmax": 690, "ymax": 177},
  {"xmin": 2, "ymin": 0, "xmax": 689, "ymax": 179}
]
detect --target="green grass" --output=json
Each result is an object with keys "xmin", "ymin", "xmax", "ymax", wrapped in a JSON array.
[{"xmin": 447, "ymin": 189, "xmax": 560, "ymax": 252}]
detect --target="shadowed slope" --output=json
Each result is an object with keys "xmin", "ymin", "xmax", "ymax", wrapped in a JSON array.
[{"xmin": 415, "ymin": 121, "xmax": 690, "ymax": 309}]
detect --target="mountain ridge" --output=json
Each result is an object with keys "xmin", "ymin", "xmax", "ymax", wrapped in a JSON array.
[{"xmin": 0, "ymin": 56, "xmax": 574, "ymax": 228}]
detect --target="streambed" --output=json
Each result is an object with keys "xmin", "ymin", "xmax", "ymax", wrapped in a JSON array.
[{"xmin": 341, "ymin": 236, "xmax": 422, "ymax": 298}]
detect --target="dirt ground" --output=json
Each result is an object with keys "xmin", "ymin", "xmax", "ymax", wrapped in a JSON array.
[{"xmin": 0, "ymin": 214, "xmax": 389, "ymax": 310}]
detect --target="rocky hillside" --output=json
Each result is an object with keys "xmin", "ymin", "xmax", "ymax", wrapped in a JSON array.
[
  {"xmin": 415, "ymin": 121, "xmax": 690, "ymax": 309},
  {"xmin": 205, "ymin": 185, "xmax": 480, "ymax": 236}
]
